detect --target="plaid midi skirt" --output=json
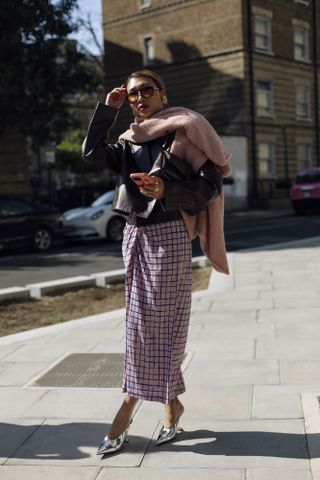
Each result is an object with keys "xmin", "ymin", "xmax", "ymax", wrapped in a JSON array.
[{"xmin": 121, "ymin": 218, "xmax": 192, "ymax": 404}]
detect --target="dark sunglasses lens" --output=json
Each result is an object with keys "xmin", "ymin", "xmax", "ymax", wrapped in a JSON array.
[{"xmin": 140, "ymin": 86, "xmax": 155, "ymax": 98}]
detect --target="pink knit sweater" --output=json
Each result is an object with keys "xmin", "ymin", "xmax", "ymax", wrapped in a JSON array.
[{"xmin": 120, "ymin": 107, "xmax": 232, "ymax": 274}]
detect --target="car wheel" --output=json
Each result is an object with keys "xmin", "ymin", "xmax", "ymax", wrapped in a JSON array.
[
  {"xmin": 33, "ymin": 227, "xmax": 53, "ymax": 251},
  {"xmin": 107, "ymin": 216, "xmax": 126, "ymax": 242}
]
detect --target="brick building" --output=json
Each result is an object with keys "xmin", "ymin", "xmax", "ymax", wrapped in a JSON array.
[
  {"xmin": 102, "ymin": 0, "xmax": 320, "ymax": 208},
  {"xmin": 0, "ymin": 133, "xmax": 30, "ymax": 197}
]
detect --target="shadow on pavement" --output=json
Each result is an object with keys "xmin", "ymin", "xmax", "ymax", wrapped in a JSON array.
[{"xmin": 0, "ymin": 422, "xmax": 315, "ymax": 460}]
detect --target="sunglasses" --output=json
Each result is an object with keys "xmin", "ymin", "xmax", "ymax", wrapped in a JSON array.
[{"xmin": 127, "ymin": 85, "xmax": 160, "ymax": 104}]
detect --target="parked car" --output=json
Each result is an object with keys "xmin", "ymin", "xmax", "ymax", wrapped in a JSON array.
[
  {"xmin": 0, "ymin": 196, "xmax": 63, "ymax": 252},
  {"xmin": 290, "ymin": 167, "xmax": 320, "ymax": 215},
  {"xmin": 62, "ymin": 190, "xmax": 126, "ymax": 242}
]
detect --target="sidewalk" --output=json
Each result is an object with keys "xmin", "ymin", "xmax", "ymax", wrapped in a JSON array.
[{"xmin": 0, "ymin": 236, "xmax": 320, "ymax": 480}]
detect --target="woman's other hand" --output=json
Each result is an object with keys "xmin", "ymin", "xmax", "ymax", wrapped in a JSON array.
[
  {"xmin": 140, "ymin": 176, "xmax": 165, "ymax": 200},
  {"xmin": 105, "ymin": 84, "xmax": 127, "ymax": 110}
]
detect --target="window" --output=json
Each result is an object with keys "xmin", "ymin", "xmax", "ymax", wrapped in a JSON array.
[
  {"xmin": 139, "ymin": 0, "xmax": 151, "ymax": 7},
  {"xmin": 254, "ymin": 16, "xmax": 272, "ymax": 52},
  {"xmin": 258, "ymin": 142, "xmax": 276, "ymax": 178},
  {"xmin": 0, "ymin": 199, "xmax": 34, "ymax": 217},
  {"xmin": 256, "ymin": 81, "xmax": 274, "ymax": 117},
  {"xmin": 297, "ymin": 144, "xmax": 312, "ymax": 169},
  {"xmin": 294, "ymin": 26, "xmax": 309, "ymax": 61},
  {"xmin": 296, "ymin": 85, "xmax": 311, "ymax": 120},
  {"xmin": 143, "ymin": 35, "xmax": 154, "ymax": 65}
]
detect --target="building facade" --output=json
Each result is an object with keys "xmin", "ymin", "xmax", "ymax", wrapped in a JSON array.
[
  {"xmin": 0, "ymin": 133, "xmax": 30, "ymax": 197},
  {"xmin": 102, "ymin": 0, "xmax": 320, "ymax": 208}
]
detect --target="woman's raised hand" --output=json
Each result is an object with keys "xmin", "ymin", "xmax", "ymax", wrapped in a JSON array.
[{"xmin": 105, "ymin": 84, "xmax": 127, "ymax": 110}]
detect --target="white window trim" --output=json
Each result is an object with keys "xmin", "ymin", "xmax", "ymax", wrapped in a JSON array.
[
  {"xmin": 293, "ymin": 25, "xmax": 310, "ymax": 62},
  {"xmin": 252, "ymin": 6, "xmax": 273, "ymax": 18},
  {"xmin": 258, "ymin": 142, "xmax": 276, "ymax": 179},
  {"xmin": 296, "ymin": 85, "xmax": 311, "ymax": 121},
  {"xmin": 294, "ymin": 0, "xmax": 309, "ymax": 6},
  {"xmin": 254, "ymin": 15, "xmax": 273, "ymax": 53},
  {"xmin": 139, "ymin": 0, "xmax": 151, "ymax": 8},
  {"xmin": 256, "ymin": 80, "xmax": 275, "ymax": 118},
  {"xmin": 142, "ymin": 34, "xmax": 155, "ymax": 66},
  {"xmin": 297, "ymin": 143, "xmax": 312, "ymax": 170}
]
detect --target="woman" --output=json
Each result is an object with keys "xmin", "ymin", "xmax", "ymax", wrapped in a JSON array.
[{"xmin": 82, "ymin": 69, "xmax": 231, "ymax": 456}]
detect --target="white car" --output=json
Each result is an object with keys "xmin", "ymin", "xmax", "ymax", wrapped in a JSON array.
[{"xmin": 62, "ymin": 191, "xmax": 126, "ymax": 242}]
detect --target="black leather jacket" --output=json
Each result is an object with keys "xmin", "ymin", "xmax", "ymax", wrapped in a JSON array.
[{"xmin": 82, "ymin": 102, "xmax": 223, "ymax": 219}]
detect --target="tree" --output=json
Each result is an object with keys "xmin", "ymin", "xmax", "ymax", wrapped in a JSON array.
[{"xmin": 0, "ymin": 0, "xmax": 99, "ymax": 154}]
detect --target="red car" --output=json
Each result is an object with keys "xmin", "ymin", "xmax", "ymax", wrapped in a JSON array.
[{"xmin": 290, "ymin": 167, "xmax": 320, "ymax": 215}]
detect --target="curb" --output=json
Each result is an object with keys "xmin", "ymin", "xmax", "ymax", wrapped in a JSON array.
[{"xmin": 0, "ymin": 256, "xmax": 211, "ymax": 303}]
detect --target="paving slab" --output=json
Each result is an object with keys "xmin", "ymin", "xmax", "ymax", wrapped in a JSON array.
[
  {"xmin": 191, "ymin": 300, "xmax": 212, "ymax": 312},
  {"xmin": 194, "ymin": 323, "xmax": 274, "ymax": 340},
  {"xmin": 276, "ymin": 318, "xmax": 320, "ymax": 338},
  {"xmin": 0, "ymin": 466, "xmax": 99, "ymax": 480},
  {"xmin": 141, "ymin": 419, "xmax": 309, "ymax": 469},
  {"xmin": 246, "ymin": 468, "xmax": 312, "ymax": 479},
  {"xmin": 5, "ymin": 416, "xmax": 158, "ymax": 467},
  {"xmin": 211, "ymin": 300, "xmax": 274, "ymax": 311},
  {"xmin": 252, "ymin": 385, "xmax": 320, "ymax": 419},
  {"xmin": 188, "ymin": 340, "xmax": 255, "ymax": 360},
  {"xmin": 0, "ymin": 388, "xmax": 48, "ymax": 418},
  {"xmin": 257, "ymin": 308, "xmax": 320, "ymax": 324},
  {"xmin": 184, "ymin": 359, "xmax": 279, "ymax": 386},
  {"xmin": 1, "ymin": 342, "xmax": 97, "ymax": 363},
  {"xmin": 181, "ymin": 386, "xmax": 253, "ymax": 420},
  {"xmin": 0, "ymin": 345, "xmax": 24, "ymax": 361},
  {"xmin": 0, "ymin": 418, "xmax": 45, "ymax": 465},
  {"xmin": 96, "ymin": 467, "xmax": 245, "ymax": 480},
  {"xmin": 22, "ymin": 388, "xmax": 126, "ymax": 419},
  {"xmin": 280, "ymin": 361, "xmax": 320, "ymax": 384},
  {"xmin": 191, "ymin": 310, "xmax": 257, "ymax": 323},
  {"xmin": 256, "ymin": 338, "xmax": 320, "ymax": 360},
  {"xmin": 0, "ymin": 362, "xmax": 49, "ymax": 387}
]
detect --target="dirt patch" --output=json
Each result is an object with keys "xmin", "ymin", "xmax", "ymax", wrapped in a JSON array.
[{"xmin": 0, "ymin": 267, "xmax": 212, "ymax": 337}]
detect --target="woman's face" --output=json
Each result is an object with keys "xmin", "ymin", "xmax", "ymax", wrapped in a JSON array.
[{"xmin": 126, "ymin": 77, "xmax": 164, "ymax": 118}]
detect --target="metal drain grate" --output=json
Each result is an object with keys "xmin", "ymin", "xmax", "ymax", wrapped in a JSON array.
[{"xmin": 32, "ymin": 353, "xmax": 124, "ymax": 388}]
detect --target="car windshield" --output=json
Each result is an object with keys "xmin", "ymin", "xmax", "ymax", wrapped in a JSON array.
[
  {"xmin": 296, "ymin": 172, "xmax": 320, "ymax": 184},
  {"xmin": 91, "ymin": 191, "xmax": 114, "ymax": 207}
]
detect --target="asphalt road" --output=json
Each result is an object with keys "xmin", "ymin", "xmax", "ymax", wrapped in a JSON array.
[{"xmin": 0, "ymin": 209, "xmax": 319, "ymax": 289}]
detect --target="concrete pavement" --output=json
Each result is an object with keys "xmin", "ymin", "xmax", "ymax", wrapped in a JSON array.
[{"xmin": 0, "ymin": 236, "xmax": 320, "ymax": 479}]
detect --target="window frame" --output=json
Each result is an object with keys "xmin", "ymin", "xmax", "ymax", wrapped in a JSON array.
[
  {"xmin": 254, "ymin": 15, "xmax": 273, "ymax": 53},
  {"xmin": 297, "ymin": 143, "xmax": 312, "ymax": 170},
  {"xmin": 139, "ymin": 0, "xmax": 151, "ymax": 8},
  {"xmin": 294, "ymin": 25, "xmax": 310, "ymax": 62},
  {"xmin": 142, "ymin": 34, "xmax": 154, "ymax": 66},
  {"xmin": 256, "ymin": 80, "xmax": 274, "ymax": 117},
  {"xmin": 258, "ymin": 142, "xmax": 276, "ymax": 179},
  {"xmin": 296, "ymin": 85, "xmax": 311, "ymax": 120}
]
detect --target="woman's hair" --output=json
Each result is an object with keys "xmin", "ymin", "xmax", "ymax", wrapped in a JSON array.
[{"xmin": 125, "ymin": 69, "xmax": 167, "ymax": 101}]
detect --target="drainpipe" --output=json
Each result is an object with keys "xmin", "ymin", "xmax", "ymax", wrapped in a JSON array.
[
  {"xmin": 312, "ymin": 0, "xmax": 320, "ymax": 166},
  {"xmin": 246, "ymin": 0, "xmax": 258, "ymax": 200}
]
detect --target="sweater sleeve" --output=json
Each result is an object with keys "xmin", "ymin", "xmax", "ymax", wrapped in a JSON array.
[{"xmin": 82, "ymin": 102, "xmax": 123, "ymax": 173}]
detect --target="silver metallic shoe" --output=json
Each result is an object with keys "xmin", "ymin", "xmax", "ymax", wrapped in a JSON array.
[
  {"xmin": 96, "ymin": 426, "xmax": 130, "ymax": 456},
  {"xmin": 155, "ymin": 424, "xmax": 183, "ymax": 446}
]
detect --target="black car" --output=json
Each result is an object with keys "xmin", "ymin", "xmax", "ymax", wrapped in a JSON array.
[{"xmin": 0, "ymin": 196, "xmax": 63, "ymax": 252}]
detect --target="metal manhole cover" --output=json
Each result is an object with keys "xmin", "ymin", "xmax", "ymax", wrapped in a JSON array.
[{"xmin": 32, "ymin": 353, "xmax": 124, "ymax": 388}]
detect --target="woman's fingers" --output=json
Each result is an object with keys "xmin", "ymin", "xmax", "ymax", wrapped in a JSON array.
[
  {"xmin": 140, "ymin": 177, "xmax": 165, "ymax": 199},
  {"xmin": 105, "ymin": 86, "xmax": 127, "ymax": 109}
]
